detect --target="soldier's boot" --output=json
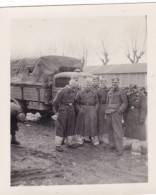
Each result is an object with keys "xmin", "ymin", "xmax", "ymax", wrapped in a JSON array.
[
  {"xmin": 67, "ymin": 144, "xmax": 79, "ymax": 149},
  {"xmin": 84, "ymin": 136, "xmax": 91, "ymax": 143},
  {"xmin": 99, "ymin": 136, "xmax": 104, "ymax": 144},
  {"xmin": 91, "ymin": 136, "xmax": 99, "ymax": 146},
  {"xmin": 56, "ymin": 146, "xmax": 64, "ymax": 152},
  {"xmin": 66, "ymin": 136, "xmax": 79, "ymax": 149},
  {"xmin": 74, "ymin": 135, "xmax": 84, "ymax": 147},
  {"xmin": 99, "ymin": 140, "xmax": 104, "ymax": 144},
  {"xmin": 11, "ymin": 135, "xmax": 20, "ymax": 145},
  {"xmin": 55, "ymin": 136, "xmax": 64, "ymax": 152}
]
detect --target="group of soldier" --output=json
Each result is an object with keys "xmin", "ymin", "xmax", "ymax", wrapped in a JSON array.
[
  {"xmin": 53, "ymin": 76, "xmax": 147, "ymax": 156},
  {"xmin": 10, "ymin": 75, "xmax": 147, "ymax": 156}
]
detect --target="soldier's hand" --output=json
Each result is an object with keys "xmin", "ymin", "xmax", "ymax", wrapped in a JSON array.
[
  {"xmin": 51, "ymin": 113, "xmax": 58, "ymax": 121},
  {"xmin": 49, "ymin": 100, "xmax": 53, "ymax": 104},
  {"xmin": 117, "ymin": 110, "xmax": 122, "ymax": 114}
]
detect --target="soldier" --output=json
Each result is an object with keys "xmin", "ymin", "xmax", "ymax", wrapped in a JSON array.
[
  {"xmin": 97, "ymin": 78, "xmax": 108, "ymax": 143},
  {"xmin": 11, "ymin": 102, "xmax": 26, "ymax": 145},
  {"xmin": 75, "ymin": 78, "xmax": 99, "ymax": 146},
  {"xmin": 53, "ymin": 79, "xmax": 79, "ymax": 152},
  {"xmin": 71, "ymin": 75, "xmax": 81, "ymax": 90},
  {"xmin": 92, "ymin": 76, "xmax": 99, "ymax": 92},
  {"xmin": 140, "ymin": 87, "xmax": 147, "ymax": 96},
  {"xmin": 105, "ymin": 77, "xmax": 128, "ymax": 156},
  {"xmin": 124, "ymin": 84, "xmax": 147, "ymax": 141}
]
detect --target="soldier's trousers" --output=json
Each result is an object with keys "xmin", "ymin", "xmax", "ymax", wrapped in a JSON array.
[
  {"xmin": 11, "ymin": 116, "xmax": 18, "ymax": 136},
  {"xmin": 55, "ymin": 106, "xmax": 75, "ymax": 146},
  {"xmin": 98, "ymin": 104, "xmax": 107, "ymax": 141},
  {"xmin": 106, "ymin": 112, "xmax": 124, "ymax": 152}
]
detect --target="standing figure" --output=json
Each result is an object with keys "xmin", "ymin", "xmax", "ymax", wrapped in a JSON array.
[
  {"xmin": 140, "ymin": 87, "xmax": 147, "ymax": 96},
  {"xmin": 97, "ymin": 78, "xmax": 108, "ymax": 143},
  {"xmin": 75, "ymin": 78, "xmax": 99, "ymax": 146},
  {"xmin": 92, "ymin": 76, "xmax": 99, "ymax": 93},
  {"xmin": 11, "ymin": 102, "xmax": 26, "ymax": 145},
  {"xmin": 106, "ymin": 78, "xmax": 128, "ymax": 156},
  {"xmin": 124, "ymin": 84, "xmax": 147, "ymax": 141},
  {"xmin": 53, "ymin": 80, "xmax": 79, "ymax": 152}
]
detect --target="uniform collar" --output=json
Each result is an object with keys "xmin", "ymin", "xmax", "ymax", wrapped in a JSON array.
[
  {"xmin": 113, "ymin": 87, "xmax": 119, "ymax": 91},
  {"xmin": 111, "ymin": 87, "xmax": 119, "ymax": 92},
  {"xmin": 85, "ymin": 88, "xmax": 91, "ymax": 93},
  {"xmin": 101, "ymin": 86, "xmax": 107, "ymax": 90}
]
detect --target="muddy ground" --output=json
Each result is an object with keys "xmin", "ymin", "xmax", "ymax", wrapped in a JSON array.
[{"xmin": 11, "ymin": 118, "xmax": 148, "ymax": 186}]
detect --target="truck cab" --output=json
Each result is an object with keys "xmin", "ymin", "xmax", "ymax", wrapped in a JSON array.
[{"xmin": 52, "ymin": 71, "xmax": 93, "ymax": 99}]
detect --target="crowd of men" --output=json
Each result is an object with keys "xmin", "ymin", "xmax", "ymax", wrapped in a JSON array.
[
  {"xmin": 11, "ymin": 75, "xmax": 147, "ymax": 157},
  {"xmin": 53, "ymin": 76, "xmax": 147, "ymax": 156}
]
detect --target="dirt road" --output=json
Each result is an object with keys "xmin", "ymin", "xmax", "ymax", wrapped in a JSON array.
[{"xmin": 11, "ymin": 118, "xmax": 148, "ymax": 186}]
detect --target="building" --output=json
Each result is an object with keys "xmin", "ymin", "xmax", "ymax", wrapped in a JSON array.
[{"xmin": 84, "ymin": 63, "xmax": 147, "ymax": 87}]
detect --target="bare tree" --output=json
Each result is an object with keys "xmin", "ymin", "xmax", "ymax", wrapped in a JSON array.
[
  {"xmin": 100, "ymin": 38, "xmax": 109, "ymax": 65},
  {"xmin": 67, "ymin": 40, "xmax": 88, "ymax": 67},
  {"xmin": 125, "ymin": 17, "xmax": 146, "ymax": 64},
  {"xmin": 95, "ymin": 34, "xmax": 110, "ymax": 65}
]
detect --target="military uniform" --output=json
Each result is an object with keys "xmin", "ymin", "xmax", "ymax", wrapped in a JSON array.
[
  {"xmin": 53, "ymin": 86, "xmax": 79, "ymax": 148},
  {"xmin": 11, "ymin": 102, "xmax": 25, "ymax": 145},
  {"xmin": 106, "ymin": 87, "xmax": 128, "ymax": 153},
  {"xmin": 75, "ymin": 88, "xmax": 99, "ymax": 145},
  {"xmin": 97, "ymin": 87, "xmax": 108, "ymax": 141},
  {"xmin": 124, "ymin": 90, "xmax": 147, "ymax": 141},
  {"xmin": 92, "ymin": 85, "xmax": 99, "ymax": 93}
]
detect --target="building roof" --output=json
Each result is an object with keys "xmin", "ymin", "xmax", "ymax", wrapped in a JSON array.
[
  {"xmin": 54, "ymin": 71, "xmax": 93, "ymax": 78},
  {"xmin": 83, "ymin": 63, "xmax": 147, "ymax": 74}
]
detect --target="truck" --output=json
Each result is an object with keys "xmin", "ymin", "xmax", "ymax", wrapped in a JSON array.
[{"xmin": 11, "ymin": 56, "xmax": 93, "ymax": 116}]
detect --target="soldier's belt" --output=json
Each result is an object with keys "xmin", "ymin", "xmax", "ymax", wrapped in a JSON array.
[
  {"xmin": 82, "ymin": 103, "xmax": 95, "ymax": 106},
  {"xmin": 100, "ymin": 101, "xmax": 106, "ymax": 104},
  {"xmin": 107, "ymin": 104, "xmax": 120, "ymax": 109},
  {"xmin": 130, "ymin": 106, "xmax": 140, "ymax": 110},
  {"xmin": 62, "ymin": 103, "xmax": 73, "ymax": 106}
]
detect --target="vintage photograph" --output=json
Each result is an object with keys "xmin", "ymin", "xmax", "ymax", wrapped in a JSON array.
[{"xmin": 10, "ymin": 6, "xmax": 148, "ymax": 186}]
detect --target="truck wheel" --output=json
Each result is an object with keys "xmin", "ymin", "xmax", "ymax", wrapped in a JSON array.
[{"xmin": 40, "ymin": 111, "xmax": 53, "ymax": 119}]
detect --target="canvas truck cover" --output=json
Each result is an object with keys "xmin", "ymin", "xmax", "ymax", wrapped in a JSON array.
[{"xmin": 11, "ymin": 56, "xmax": 83, "ymax": 85}]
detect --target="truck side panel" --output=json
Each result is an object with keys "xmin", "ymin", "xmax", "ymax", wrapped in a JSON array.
[
  {"xmin": 11, "ymin": 85, "xmax": 52, "ymax": 104},
  {"xmin": 11, "ymin": 86, "xmax": 22, "ymax": 99}
]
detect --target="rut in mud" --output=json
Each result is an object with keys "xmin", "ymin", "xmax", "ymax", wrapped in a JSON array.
[{"xmin": 11, "ymin": 118, "xmax": 148, "ymax": 186}]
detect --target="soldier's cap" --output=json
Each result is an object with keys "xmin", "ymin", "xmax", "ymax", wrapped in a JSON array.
[{"xmin": 112, "ymin": 77, "xmax": 119, "ymax": 82}]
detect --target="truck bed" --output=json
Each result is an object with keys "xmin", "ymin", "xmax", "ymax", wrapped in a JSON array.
[{"xmin": 11, "ymin": 82, "xmax": 52, "ymax": 104}]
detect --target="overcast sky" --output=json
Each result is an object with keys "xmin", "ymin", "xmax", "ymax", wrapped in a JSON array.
[{"xmin": 11, "ymin": 16, "xmax": 146, "ymax": 66}]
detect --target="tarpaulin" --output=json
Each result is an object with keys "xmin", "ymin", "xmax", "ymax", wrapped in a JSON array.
[{"xmin": 11, "ymin": 56, "xmax": 83, "ymax": 85}]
